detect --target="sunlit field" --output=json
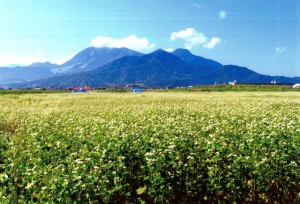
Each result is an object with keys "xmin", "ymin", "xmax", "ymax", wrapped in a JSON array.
[{"xmin": 0, "ymin": 92, "xmax": 299, "ymax": 203}]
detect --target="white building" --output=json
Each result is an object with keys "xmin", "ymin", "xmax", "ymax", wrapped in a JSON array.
[
  {"xmin": 292, "ymin": 84, "xmax": 300, "ymax": 88},
  {"xmin": 229, "ymin": 80, "xmax": 236, "ymax": 85}
]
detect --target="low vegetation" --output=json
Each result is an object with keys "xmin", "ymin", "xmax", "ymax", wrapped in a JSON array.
[
  {"xmin": 191, "ymin": 84, "xmax": 300, "ymax": 92},
  {"xmin": 0, "ymin": 89, "xmax": 69, "ymax": 95},
  {"xmin": 0, "ymin": 92, "xmax": 299, "ymax": 203}
]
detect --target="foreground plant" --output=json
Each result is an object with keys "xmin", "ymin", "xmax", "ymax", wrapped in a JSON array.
[{"xmin": 0, "ymin": 92, "xmax": 299, "ymax": 203}]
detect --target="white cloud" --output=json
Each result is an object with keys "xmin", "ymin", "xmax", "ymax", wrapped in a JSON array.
[
  {"xmin": 0, "ymin": 52, "xmax": 48, "ymax": 67},
  {"xmin": 53, "ymin": 54, "xmax": 75, "ymax": 65},
  {"xmin": 219, "ymin": 10, "xmax": 226, "ymax": 20},
  {"xmin": 273, "ymin": 47, "xmax": 286, "ymax": 59},
  {"xmin": 165, "ymin": 48, "xmax": 174, "ymax": 52},
  {"xmin": 170, "ymin": 28, "xmax": 221, "ymax": 50},
  {"xmin": 204, "ymin": 37, "xmax": 221, "ymax": 49},
  {"xmin": 90, "ymin": 34, "xmax": 155, "ymax": 51},
  {"xmin": 170, "ymin": 28, "xmax": 207, "ymax": 50},
  {"xmin": 0, "ymin": 51, "xmax": 76, "ymax": 67}
]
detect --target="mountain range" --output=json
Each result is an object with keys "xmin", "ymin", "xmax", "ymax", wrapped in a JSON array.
[
  {"xmin": 1, "ymin": 47, "xmax": 300, "ymax": 88},
  {"xmin": 0, "ymin": 47, "xmax": 142, "ymax": 85}
]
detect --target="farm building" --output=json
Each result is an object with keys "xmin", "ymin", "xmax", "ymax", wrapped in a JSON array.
[
  {"xmin": 133, "ymin": 87, "xmax": 142, "ymax": 93},
  {"xmin": 78, "ymin": 88, "xmax": 87, "ymax": 92},
  {"xmin": 229, "ymin": 80, "xmax": 237, "ymax": 85},
  {"xmin": 72, "ymin": 85, "xmax": 91, "ymax": 92},
  {"xmin": 126, "ymin": 84, "xmax": 144, "ymax": 88},
  {"xmin": 293, "ymin": 84, "xmax": 300, "ymax": 88},
  {"xmin": 125, "ymin": 83, "xmax": 144, "ymax": 93}
]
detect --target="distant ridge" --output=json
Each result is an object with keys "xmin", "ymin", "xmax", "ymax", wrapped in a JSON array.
[
  {"xmin": 172, "ymin": 48, "xmax": 222, "ymax": 74},
  {"xmin": 29, "ymin": 62, "xmax": 58, "ymax": 68},
  {"xmin": 51, "ymin": 47, "xmax": 143, "ymax": 74},
  {"xmin": 8, "ymin": 48, "xmax": 300, "ymax": 88},
  {"xmin": 0, "ymin": 47, "xmax": 143, "ymax": 85}
]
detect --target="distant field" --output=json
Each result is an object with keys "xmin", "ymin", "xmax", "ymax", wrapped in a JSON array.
[
  {"xmin": 0, "ymin": 89, "xmax": 70, "ymax": 95},
  {"xmin": 191, "ymin": 84, "xmax": 300, "ymax": 92},
  {"xmin": 1, "ymin": 84, "xmax": 300, "ymax": 95},
  {"xmin": 0, "ymin": 92, "xmax": 299, "ymax": 203}
]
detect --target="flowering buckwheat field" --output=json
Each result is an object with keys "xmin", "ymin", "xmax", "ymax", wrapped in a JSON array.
[{"xmin": 0, "ymin": 92, "xmax": 299, "ymax": 203}]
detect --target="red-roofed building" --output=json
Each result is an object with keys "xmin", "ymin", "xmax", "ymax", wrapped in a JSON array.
[
  {"xmin": 72, "ymin": 86, "xmax": 91, "ymax": 92},
  {"xmin": 83, "ymin": 86, "xmax": 91, "ymax": 90}
]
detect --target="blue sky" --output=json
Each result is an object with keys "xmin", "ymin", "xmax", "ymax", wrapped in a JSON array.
[{"xmin": 0, "ymin": 0, "xmax": 299, "ymax": 76}]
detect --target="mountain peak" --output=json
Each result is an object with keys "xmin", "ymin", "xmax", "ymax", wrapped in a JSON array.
[
  {"xmin": 90, "ymin": 46, "xmax": 139, "ymax": 52},
  {"xmin": 4, "ymin": 46, "xmax": 300, "ymax": 88},
  {"xmin": 29, "ymin": 62, "xmax": 58, "ymax": 68},
  {"xmin": 58, "ymin": 46, "xmax": 144, "ymax": 73},
  {"xmin": 172, "ymin": 48, "xmax": 222, "ymax": 70},
  {"xmin": 145, "ymin": 49, "xmax": 180, "ymax": 61},
  {"xmin": 152, "ymin": 49, "xmax": 169, "ymax": 54},
  {"xmin": 172, "ymin": 48, "xmax": 192, "ymax": 56}
]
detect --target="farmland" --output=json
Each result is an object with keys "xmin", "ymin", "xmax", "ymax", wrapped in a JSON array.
[{"xmin": 0, "ymin": 92, "xmax": 299, "ymax": 203}]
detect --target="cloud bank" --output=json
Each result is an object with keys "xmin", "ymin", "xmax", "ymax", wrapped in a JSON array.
[
  {"xmin": 90, "ymin": 35, "xmax": 155, "ymax": 51},
  {"xmin": 165, "ymin": 48, "xmax": 174, "ymax": 52},
  {"xmin": 0, "ymin": 52, "xmax": 48, "ymax": 67},
  {"xmin": 203, "ymin": 37, "xmax": 221, "ymax": 49},
  {"xmin": 170, "ymin": 28, "xmax": 221, "ymax": 50},
  {"xmin": 53, "ymin": 54, "xmax": 76, "ymax": 65}
]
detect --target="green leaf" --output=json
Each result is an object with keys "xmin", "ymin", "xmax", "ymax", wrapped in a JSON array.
[{"xmin": 136, "ymin": 186, "xmax": 147, "ymax": 195}]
